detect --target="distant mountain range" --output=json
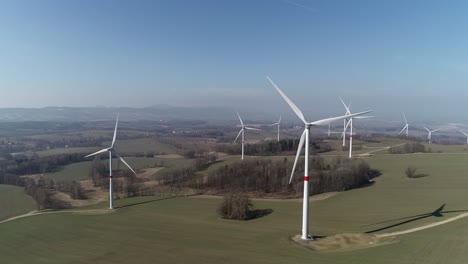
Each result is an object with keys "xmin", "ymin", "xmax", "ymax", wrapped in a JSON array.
[{"xmin": 0, "ymin": 106, "xmax": 272, "ymax": 123}]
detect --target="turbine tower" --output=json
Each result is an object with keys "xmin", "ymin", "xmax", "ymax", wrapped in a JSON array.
[
  {"xmin": 270, "ymin": 115, "xmax": 282, "ymax": 142},
  {"xmin": 234, "ymin": 112, "xmax": 260, "ymax": 160},
  {"xmin": 399, "ymin": 112, "xmax": 409, "ymax": 137},
  {"xmin": 339, "ymin": 98, "xmax": 373, "ymax": 158},
  {"xmin": 424, "ymin": 127, "xmax": 441, "ymax": 144},
  {"xmin": 267, "ymin": 76, "xmax": 371, "ymax": 240},
  {"xmin": 85, "ymin": 114, "xmax": 138, "ymax": 209}
]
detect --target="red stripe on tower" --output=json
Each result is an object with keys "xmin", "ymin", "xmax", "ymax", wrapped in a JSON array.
[
  {"xmin": 109, "ymin": 176, "xmax": 113, "ymax": 179},
  {"xmin": 304, "ymin": 176, "xmax": 309, "ymax": 181}
]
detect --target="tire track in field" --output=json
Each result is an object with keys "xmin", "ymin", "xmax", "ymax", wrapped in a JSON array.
[{"xmin": 0, "ymin": 209, "xmax": 111, "ymax": 225}]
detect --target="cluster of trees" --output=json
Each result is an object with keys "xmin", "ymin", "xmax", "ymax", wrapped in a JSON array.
[
  {"xmin": 0, "ymin": 153, "xmax": 90, "ymax": 209},
  {"xmin": 198, "ymin": 157, "xmax": 374, "ymax": 196},
  {"xmin": 388, "ymin": 142, "xmax": 428, "ymax": 154},
  {"xmin": 156, "ymin": 156, "xmax": 375, "ymax": 197},
  {"xmin": 217, "ymin": 193, "xmax": 254, "ymax": 220},
  {"xmin": 23, "ymin": 177, "xmax": 86, "ymax": 210},
  {"xmin": 7, "ymin": 153, "xmax": 87, "ymax": 175},
  {"xmin": 215, "ymin": 139, "xmax": 332, "ymax": 156}
]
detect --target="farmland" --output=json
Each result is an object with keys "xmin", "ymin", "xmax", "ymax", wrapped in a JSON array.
[{"xmin": 2, "ymin": 148, "xmax": 468, "ymax": 263}]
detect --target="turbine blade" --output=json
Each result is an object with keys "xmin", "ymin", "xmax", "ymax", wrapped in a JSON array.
[
  {"xmin": 309, "ymin": 110, "xmax": 372, "ymax": 126},
  {"xmin": 340, "ymin": 131, "xmax": 345, "ymax": 139},
  {"xmin": 339, "ymin": 97, "xmax": 351, "ymax": 115},
  {"xmin": 278, "ymin": 115, "xmax": 282, "ymax": 123},
  {"xmin": 111, "ymin": 113, "xmax": 119, "ymax": 148},
  {"xmin": 290, "ymin": 130, "xmax": 306, "ymax": 184},
  {"xmin": 398, "ymin": 125, "xmax": 407, "ymax": 135},
  {"xmin": 85, "ymin": 148, "xmax": 109, "ymax": 158},
  {"xmin": 244, "ymin": 127, "xmax": 261, "ymax": 130},
  {"xmin": 402, "ymin": 112, "xmax": 408, "ymax": 124},
  {"xmin": 424, "ymin": 127, "xmax": 430, "ymax": 132},
  {"xmin": 267, "ymin": 76, "xmax": 307, "ymax": 124},
  {"xmin": 115, "ymin": 152, "xmax": 137, "ymax": 176},
  {"xmin": 354, "ymin": 115, "xmax": 374, "ymax": 119},
  {"xmin": 344, "ymin": 119, "xmax": 351, "ymax": 131},
  {"xmin": 459, "ymin": 129, "xmax": 468, "ymax": 137},
  {"xmin": 233, "ymin": 129, "xmax": 243, "ymax": 143},
  {"xmin": 236, "ymin": 112, "xmax": 244, "ymax": 127}
]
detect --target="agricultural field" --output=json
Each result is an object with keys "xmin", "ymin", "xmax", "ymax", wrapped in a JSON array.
[
  {"xmin": 46, "ymin": 161, "xmax": 94, "ymax": 182},
  {"xmin": 110, "ymin": 138, "xmax": 179, "ymax": 154},
  {"xmin": 45, "ymin": 156, "xmax": 193, "ymax": 183},
  {"xmin": 35, "ymin": 147, "xmax": 100, "ymax": 157},
  {"xmin": 4, "ymin": 134, "xmax": 468, "ymax": 263},
  {"xmin": 3, "ymin": 171, "xmax": 468, "ymax": 264},
  {"xmin": 0, "ymin": 185, "xmax": 36, "ymax": 221}
]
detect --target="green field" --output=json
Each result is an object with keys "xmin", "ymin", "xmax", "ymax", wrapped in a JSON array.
[
  {"xmin": 47, "ymin": 161, "xmax": 94, "ymax": 182},
  {"xmin": 3, "ymin": 188, "xmax": 468, "ymax": 264},
  {"xmin": 35, "ymin": 147, "xmax": 100, "ymax": 157},
  {"xmin": 112, "ymin": 138, "xmax": 179, "ymax": 154},
  {"xmin": 0, "ymin": 185, "xmax": 36, "ymax": 220},
  {"xmin": 4, "ymin": 145, "xmax": 468, "ymax": 263},
  {"xmin": 46, "ymin": 157, "xmax": 193, "ymax": 182}
]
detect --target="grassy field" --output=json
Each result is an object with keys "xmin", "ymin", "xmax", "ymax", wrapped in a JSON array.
[
  {"xmin": 46, "ymin": 157, "xmax": 193, "ymax": 182},
  {"xmin": 112, "ymin": 138, "xmax": 178, "ymax": 154},
  {"xmin": 47, "ymin": 161, "xmax": 93, "ymax": 182},
  {"xmin": 0, "ymin": 185, "xmax": 36, "ymax": 220},
  {"xmin": 4, "ymin": 141, "xmax": 468, "ymax": 263},
  {"xmin": 35, "ymin": 147, "xmax": 100, "ymax": 157},
  {"xmin": 3, "ymin": 186, "xmax": 468, "ymax": 264}
]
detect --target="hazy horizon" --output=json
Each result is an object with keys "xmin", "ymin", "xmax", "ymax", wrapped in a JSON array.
[{"xmin": 1, "ymin": 0, "xmax": 468, "ymax": 121}]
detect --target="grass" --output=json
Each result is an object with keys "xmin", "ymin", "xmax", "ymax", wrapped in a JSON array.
[
  {"xmin": 35, "ymin": 147, "xmax": 100, "ymax": 157},
  {"xmin": 5, "ymin": 139, "xmax": 468, "ymax": 263},
  {"xmin": 47, "ymin": 161, "xmax": 93, "ymax": 182},
  {"xmin": 112, "ymin": 138, "xmax": 178, "ymax": 154},
  {"xmin": 45, "ymin": 157, "xmax": 193, "ymax": 182},
  {"xmin": 0, "ymin": 185, "xmax": 36, "ymax": 220},
  {"xmin": 3, "ymin": 188, "xmax": 468, "ymax": 264}
]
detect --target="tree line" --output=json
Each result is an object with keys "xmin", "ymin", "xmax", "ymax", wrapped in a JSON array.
[
  {"xmin": 156, "ymin": 156, "xmax": 377, "ymax": 197},
  {"xmin": 215, "ymin": 139, "xmax": 332, "ymax": 156}
]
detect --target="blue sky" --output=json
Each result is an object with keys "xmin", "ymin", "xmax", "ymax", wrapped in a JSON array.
[{"xmin": 1, "ymin": 0, "xmax": 468, "ymax": 120}]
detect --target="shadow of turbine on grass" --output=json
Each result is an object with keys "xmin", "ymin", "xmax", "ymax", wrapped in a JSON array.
[
  {"xmin": 365, "ymin": 204, "xmax": 468, "ymax": 234},
  {"xmin": 115, "ymin": 196, "xmax": 178, "ymax": 209}
]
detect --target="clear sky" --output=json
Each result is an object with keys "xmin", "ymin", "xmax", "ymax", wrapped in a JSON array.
[{"xmin": 1, "ymin": 0, "xmax": 468, "ymax": 121}]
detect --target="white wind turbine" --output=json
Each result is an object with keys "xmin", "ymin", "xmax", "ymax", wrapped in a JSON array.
[
  {"xmin": 267, "ymin": 76, "xmax": 372, "ymax": 240},
  {"xmin": 399, "ymin": 112, "xmax": 409, "ymax": 137},
  {"xmin": 234, "ymin": 112, "xmax": 260, "ymax": 160},
  {"xmin": 458, "ymin": 129, "xmax": 468, "ymax": 144},
  {"xmin": 85, "ymin": 114, "xmax": 138, "ymax": 209},
  {"xmin": 270, "ymin": 115, "xmax": 282, "ymax": 142},
  {"xmin": 339, "ymin": 98, "xmax": 373, "ymax": 158},
  {"xmin": 424, "ymin": 127, "xmax": 441, "ymax": 144},
  {"xmin": 340, "ymin": 100, "xmax": 352, "ymax": 147}
]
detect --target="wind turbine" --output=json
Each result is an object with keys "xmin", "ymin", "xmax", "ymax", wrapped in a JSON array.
[
  {"xmin": 267, "ymin": 76, "xmax": 372, "ymax": 240},
  {"xmin": 339, "ymin": 98, "xmax": 373, "ymax": 158},
  {"xmin": 340, "ymin": 99, "xmax": 352, "ymax": 147},
  {"xmin": 399, "ymin": 112, "xmax": 409, "ymax": 137},
  {"xmin": 85, "ymin": 114, "xmax": 137, "ymax": 209},
  {"xmin": 424, "ymin": 127, "xmax": 441, "ymax": 144},
  {"xmin": 457, "ymin": 129, "xmax": 468, "ymax": 144},
  {"xmin": 270, "ymin": 115, "xmax": 282, "ymax": 142},
  {"xmin": 233, "ymin": 112, "xmax": 260, "ymax": 160}
]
